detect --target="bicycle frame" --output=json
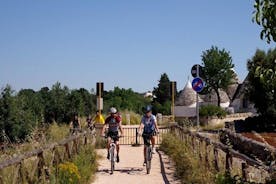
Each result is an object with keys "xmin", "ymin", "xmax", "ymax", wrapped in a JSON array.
[
  {"xmin": 144, "ymin": 135, "xmax": 153, "ymax": 174},
  {"xmin": 104, "ymin": 135, "xmax": 121, "ymax": 174}
]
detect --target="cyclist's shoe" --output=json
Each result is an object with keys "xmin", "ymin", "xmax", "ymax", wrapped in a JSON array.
[
  {"xmin": 117, "ymin": 155, "xmax": 120, "ymax": 163},
  {"xmin": 107, "ymin": 152, "xmax": 110, "ymax": 160},
  {"xmin": 143, "ymin": 160, "xmax": 146, "ymax": 166},
  {"xmin": 152, "ymin": 147, "xmax": 156, "ymax": 154}
]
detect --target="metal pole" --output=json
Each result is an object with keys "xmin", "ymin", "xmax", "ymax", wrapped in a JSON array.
[
  {"xmin": 171, "ymin": 82, "xmax": 175, "ymax": 122},
  {"xmin": 196, "ymin": 93, "xmax": 199, "ymax": 129},
  {"xmin": 135, "ymin": 128, "xmax": 138, "ymax": 145},
  {"xmin": 196, "ymin": 65, "xmax": 200, "ymax": 130},
  {"xmin": 99, "ymin": 83, "xmax": 101, "ymax": 114}
]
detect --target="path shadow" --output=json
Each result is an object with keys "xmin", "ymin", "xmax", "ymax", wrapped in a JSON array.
[
  {"xmin": 157, "ymin": 148, "xmax": 170, "ymax": 184},
  {"xmin": 116, "ymin": 167, "xmax": 144, "ymax": 175},
  {"xmin": 97, "ymin": 167, "xmax": 144, "ymax": 175}
]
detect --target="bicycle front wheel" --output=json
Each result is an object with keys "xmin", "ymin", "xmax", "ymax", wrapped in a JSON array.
[
  {"xmin": 110, "ymin": 147, "xmax": 115, "ymax": 174},
  {"xmin": 146, "ymin": 146, "xmax": 152, "ymax": 174}
]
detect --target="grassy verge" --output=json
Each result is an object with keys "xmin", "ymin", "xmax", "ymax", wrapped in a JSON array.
[
  {"xmin": 160, "ymin": 133, "xmax": 215, "ymax": 184},
  {"xmin": 160, "ymin": 133, "xmax": 276, "ymax": 184},
  {"xmin": 71, "ymin": 144, "xmax": 98, "ymax": 183},
  {"xmin": 50, "ymin": 144, "xmax": 98, "ymax": 184}
]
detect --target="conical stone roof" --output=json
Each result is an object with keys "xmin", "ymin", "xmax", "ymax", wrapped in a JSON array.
[
  {"xmin": 176, "ymin": 80, "xmax": 203, "ymax": 106},
  {"xmin": 203, "ymin": 89, "xmax": 230, "ymax": 104}
]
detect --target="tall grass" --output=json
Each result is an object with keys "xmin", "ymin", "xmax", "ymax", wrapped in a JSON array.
[
  {"xmin": 160, "ymin": 133, "xmax": 215, "ymax": 184},
  {"xmin": 120, "ymin": 110, "xmax": 141, "ymax": 125},
  {"xmin": 0, "ymin": 122, "xmax": 98, "ymax": 184},
  {"xmin": 53, "ymin": 144, "xmax": 98, "ymax": 184}
]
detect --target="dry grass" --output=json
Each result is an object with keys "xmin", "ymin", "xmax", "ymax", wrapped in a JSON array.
[
  {"xmin": 160, "ymin": 133, "xmax": 216, "ymax": 184},
  {"xmin": 0, "ymin": 121, "xmax": 98, "ymax": 184}
]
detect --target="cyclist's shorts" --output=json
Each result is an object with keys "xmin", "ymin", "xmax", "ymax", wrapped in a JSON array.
[
  {"xmin": 142, "ymin": 131, "xmax": 156, "ymax": 146},
  {"xmin": 107, "ymin": 131, "xmax": 119, "ymax": 142}
]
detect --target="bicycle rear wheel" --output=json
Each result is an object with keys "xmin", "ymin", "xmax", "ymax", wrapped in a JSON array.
[
  {"xmin": 146, "ymin": 146, "xmax": 152, "ymax": 174},
  {"xmin": 110, "ymin": 147, "xmax": 115, "ymax": 174}
]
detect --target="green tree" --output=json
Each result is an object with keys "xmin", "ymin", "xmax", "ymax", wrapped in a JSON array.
[
  {"xmin": 253, "ymin": 0, "xmax": 276, "ymax": 43},
  {"xmin": 48, "ymin": 82, "xmax": 69, "ymax": 123},
  {"xmin": 103, "ymin": 87, "xmax": 150, "ymax": 114},
  {"xmin": 153, "ymin": 73, "xmax": 171, "ymax": 105},
  {"xmin": 201, "ymin": 46, "xmax": 235, "ymax": 106},
  {"xmin": 152, "ymin": 73, "xmax": 173, "ymax": 115},
  {"xmin": 247, "ymin": 48, "xmax": 276, "ymax": 118},
  {"xmin": 0, "ymin": 85, "xmax": 37, "ymax": 142}
]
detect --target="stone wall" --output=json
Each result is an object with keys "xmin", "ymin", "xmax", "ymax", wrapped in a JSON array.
[
  {"xmin": 200, "ymin": 113, "xmax": 254, "ymax": 127},
  {"xmin": 220, "ymin": 129, "xmax": 276, "ymax": 165}
]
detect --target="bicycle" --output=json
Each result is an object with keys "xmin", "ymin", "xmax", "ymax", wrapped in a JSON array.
[
  {"xmin": 102, "ymin": 134, "xmax": 123, "ymax": 174},
  {"xmin": 70, "ymin": 127, "xmax": 82, "ymax": 136},
  {"xmin": 141, "ymin": 131, "xmax": 159, "ymax": 174},
  {"xmin": 143, "ymin": 133, "xmax": 153, "ymax": 174}
]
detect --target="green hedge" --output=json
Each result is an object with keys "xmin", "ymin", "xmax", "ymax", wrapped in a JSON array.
[{"xmin": 199, "ymin": 105, "xmax": 227, "ymax": 118}]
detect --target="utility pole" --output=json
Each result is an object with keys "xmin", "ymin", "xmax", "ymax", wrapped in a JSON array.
[{"xmin": 171, "ymin": 81, "xmax": 176, "ymax": 122}]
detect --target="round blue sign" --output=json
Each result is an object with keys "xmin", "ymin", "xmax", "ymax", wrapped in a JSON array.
[{"xmin": 192, "ymin": 77, "xmax": 204, "ymax": 92}]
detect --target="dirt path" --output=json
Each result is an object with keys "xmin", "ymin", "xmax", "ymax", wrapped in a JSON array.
[{"xmin": 93, "ymin": 145, "xmax": 180, "ymax": 184}]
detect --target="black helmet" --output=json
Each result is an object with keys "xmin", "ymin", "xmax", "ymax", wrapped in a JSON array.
[{"xmin": 143, "ymin": 105, "xmax": 152, "ymax": 113}]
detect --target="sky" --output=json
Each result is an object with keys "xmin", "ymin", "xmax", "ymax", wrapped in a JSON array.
[{"xmin": 0, "ymin": 0, "xmax": 274, "ymax": 93}]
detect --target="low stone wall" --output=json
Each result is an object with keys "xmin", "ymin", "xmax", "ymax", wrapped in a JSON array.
[
  {"xmin": 220, "ymin": 129, "xmax": 276, "ymax": 165},
  {"xmin": 200, "ymin": 113, "xmax": 254, "ymax": 127}
]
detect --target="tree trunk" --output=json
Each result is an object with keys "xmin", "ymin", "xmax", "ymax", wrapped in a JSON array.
[{"xmin": 215, "ymin": 89, "xmax": 221, "ymax": 107}]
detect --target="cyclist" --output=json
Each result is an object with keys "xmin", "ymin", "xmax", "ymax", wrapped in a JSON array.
[
  {"xmin": 101, "ymin": 107, "xmax": 124, "ymax": 162},
  {"xmin": 93, "ymin": 110, "xmax": 105, "ymax": 124},
  {"xmin": 86, "ymin": 114, "xmax": 94, "ymax": 131},
  {"xmin": 70, "ymin": 114, "xmax": 81, "ymax": 134},
  {"xmin": 139, "ymin": 105, "xmax": 159, "ymax": 165}
]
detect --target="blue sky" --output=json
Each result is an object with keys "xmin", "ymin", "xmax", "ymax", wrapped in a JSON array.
[{"xmin": 0, "ymin": 0, "xmax": 274, "ymax": 93}]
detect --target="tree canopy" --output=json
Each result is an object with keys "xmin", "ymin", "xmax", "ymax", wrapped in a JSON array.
[
  {"xmin": 253, "ymin": 0, "xmax": 276, "ymax": 43},
  {"xmin": 247, "ymin": 48, "xmax": 276, "ymax": 119},
  {"xmin": 201, "ymin": 46, "xmax": 235, "ymax": 106},
  {"xmin": 0, "ymin": 83, "xmax": 151, "ymax": 142},
  {"xmin": 152, "ymin": 73, "xmax": 173, "ymax": 115}
]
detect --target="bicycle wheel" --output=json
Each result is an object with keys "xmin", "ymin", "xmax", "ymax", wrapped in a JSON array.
[
  {"xmin": 146, "ymin": 146, "xmax": 152, "ymax": 174},
  {"xmin": 110, "ymin": 147, "xmax": 115, "ymax": 174}
]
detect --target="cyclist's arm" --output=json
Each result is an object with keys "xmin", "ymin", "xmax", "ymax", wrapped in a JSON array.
[
  {"xmin": 154, "ymin": 119, "xmax": 159, "ymax": 133},
  {"xmin": 69, "ymin": 121, "xmax": 73, "ymax": 129},
  {"xmin": 78, "ymin": 118, "xmax": 82, "ymax": 129},
  {"xmin": 139, "ymin": 122, "xmax": 144, "ymax": 134},
  {"xmin": 101, "ymin": 124, "xmax": 107, "ymax": 136},
  {"xmin": 119, "ymin": 121, "xmax": 124, "ymax": 136}
]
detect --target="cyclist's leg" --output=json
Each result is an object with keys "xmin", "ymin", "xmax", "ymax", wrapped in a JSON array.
[
  {"xmin": 151, "ymin": 133, "xmax": 156, "ymax": 153},
  {"xmin": 107, "ymin": 137, "xmax": 111, "ymax": 151},
  {"xmin": 142, "ymin": 135, "xmax": 148, "ymax": 162},
  {"xmin": 151, "ymin": 136, "xmax": 156, "ymax": 148}
]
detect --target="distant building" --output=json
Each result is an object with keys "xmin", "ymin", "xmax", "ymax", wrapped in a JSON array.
[
  {"xmin": 230, "ymin": 75, "xmax": 256, "ymax": 113},
  {"xmin": 174, "ymin": 73, "xmax": 256, "ymax": 118},
  {"xmin": 174, "ymin": 80, "xmax": 203, "ymax": 117}
]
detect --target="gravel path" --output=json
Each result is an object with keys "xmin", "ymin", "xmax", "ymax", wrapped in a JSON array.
[{"xmin": 93, "ymin": 145, "xmax": 180, "ymax": 184}]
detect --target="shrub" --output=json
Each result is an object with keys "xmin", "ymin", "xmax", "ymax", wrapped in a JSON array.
[
  {"xmin": 160, "ymin": 133, "xmax": 215, "ymax": 183},
  {"xmin": 72, "ymin": 144, "xmax": 98, "ymax": 183},
  {"xmin": 58, "ymin": 162, "xmax": 81, "ymax": 184},
  {"xmin": 200, "ymin": 105, "xmax": 227, "ymax": 118},
  {"xmin": 120, "ymin": 110, "xmax": 141, "ymax": 125}
]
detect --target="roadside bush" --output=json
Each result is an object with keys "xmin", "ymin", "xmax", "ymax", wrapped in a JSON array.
[
  {"xmin": 160, "ymin": 133, "xmax": 215, "ymax": 183},
  {"xmin": 56, "ymin": 144, "xmax": 97, "ymax": 184},
  {"xmin": 200, "ymin": 104, "xmax": 227, "ymax": 118},
  {"xmin": 72, "ymin": 144, "xmax": 98, "ymax": 183},
  {"xmin": 120, "ymin": 110, "xmax": 141, "ymax": 125},
  {"xmin": 58, "ymin": 162, "xmax": 81, "ymax": 184}
]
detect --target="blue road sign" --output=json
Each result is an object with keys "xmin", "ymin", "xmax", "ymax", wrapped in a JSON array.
[{"xmin": 192, "ymin": 77, "xmax": 204, "ymax": 92}]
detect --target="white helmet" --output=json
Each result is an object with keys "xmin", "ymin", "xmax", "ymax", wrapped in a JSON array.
[{"xmin": 109, "ymin": 107, "xmax": 117, "ymax": 114}]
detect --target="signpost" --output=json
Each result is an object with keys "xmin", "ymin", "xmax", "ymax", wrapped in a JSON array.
[
  {"xmin": 191, "ymin": 64, "xmax": 203, "ymax": 78},
  {"xmin": 96, "ymin": 82, "xmax": 104, "ymax": 114},
  {"xmin": 191, "ymin": 65, "xmax": 205, "ymax": 129},
  {"xmin": 170, "ymin": 81, "xmax": 176, "ymax": 122},
  {"xmin": 192, "ymin": 77, "xmax": 204, "ymax": 93}
]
